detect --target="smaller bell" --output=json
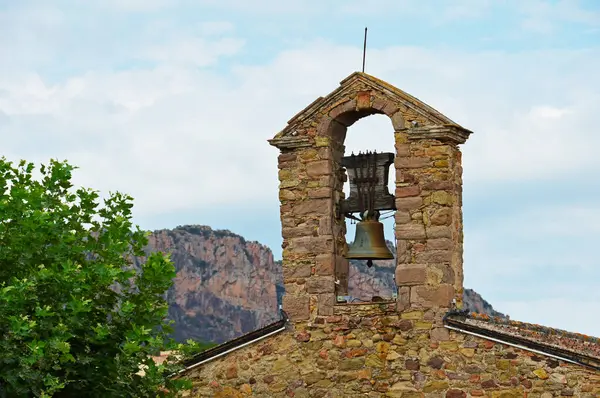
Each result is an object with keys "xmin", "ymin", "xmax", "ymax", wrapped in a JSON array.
[{"xmin": 346, "ymin": 217, "xmax": 394, "ymax": 267}]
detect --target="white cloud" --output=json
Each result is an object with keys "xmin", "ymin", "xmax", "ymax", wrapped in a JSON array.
[
  {"xmin": 140, "ymin": 37, "xmax": 245, "ymax": 67},
  {"xmin": 2, "ymin": 40, "xmax": 600, "ymax": 216},
  {"xmin": 198, "ymin": 21, "xmax": 236, "ymax": 36},
  {"xmin": 517, "ymin": 0, "xmax": 600, "ymax": 34},
  {"xmin": 73, "ymin": 0, "xmax": 180, "ymax": 12}
]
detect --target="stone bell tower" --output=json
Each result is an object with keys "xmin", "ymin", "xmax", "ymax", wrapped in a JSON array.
[{"xmin": 269, "ymin": 72, "xmax": 472, "ymax": 324}]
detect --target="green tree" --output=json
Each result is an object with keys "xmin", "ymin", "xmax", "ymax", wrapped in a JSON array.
[{"xmin": 0, "ymin": 158, "xmax": 202, "ymax": 397}]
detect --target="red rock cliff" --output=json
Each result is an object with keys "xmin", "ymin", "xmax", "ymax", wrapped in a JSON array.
[{"xmin": 133, "ymin": 225, "xmax": 282, "ymax": 344}]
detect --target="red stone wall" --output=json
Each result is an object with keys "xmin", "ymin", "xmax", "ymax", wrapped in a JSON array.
[{"xmin": 184, "ymin": 314, "xmax": 600, "ymax": 397}]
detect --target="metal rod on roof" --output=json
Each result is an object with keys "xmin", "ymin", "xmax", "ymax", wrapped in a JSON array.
[{"xmin": 362, "ymin": 27, "xmax": 368, "ymax": 73}]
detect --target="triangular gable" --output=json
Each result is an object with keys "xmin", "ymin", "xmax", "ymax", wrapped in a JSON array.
[{"xmin": 277, "ymin": 71, "xmax": 463, "ymax": 138}]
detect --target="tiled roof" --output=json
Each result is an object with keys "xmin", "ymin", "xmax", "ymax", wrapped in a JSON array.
[
  {"xmin": 177, "ymin": 312, "xmax": 287, "ymax": 372},
  {"xmin": 444, "ymin": 310, "xmax": 600, "ymax": 369}
]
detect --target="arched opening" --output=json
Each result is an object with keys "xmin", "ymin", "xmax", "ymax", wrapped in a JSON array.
[{"xmin": 340, "ymin": 113, "xmax": 397, "ymax": 303}]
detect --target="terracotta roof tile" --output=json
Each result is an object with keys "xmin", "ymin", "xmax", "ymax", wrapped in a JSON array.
[{"xmin": 445, "ymin": 310, "xmax": 600, "ymax": 363}]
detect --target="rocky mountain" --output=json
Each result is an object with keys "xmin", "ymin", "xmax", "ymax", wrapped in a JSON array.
[
  {"xmin": 132, "ymin": 225, "xmax": 282, "ymax": 344},
  {"xmin": 136, "ymin": 225, "xmax": 505, "ymax": 344}
]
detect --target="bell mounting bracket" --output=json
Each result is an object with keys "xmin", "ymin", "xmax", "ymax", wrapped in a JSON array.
[{"xmin": 339, "ymin": 151, "xmax": 396, "ymax": 217}]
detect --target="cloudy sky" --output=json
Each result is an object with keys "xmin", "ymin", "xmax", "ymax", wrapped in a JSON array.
[{"xmin": 1, "ymin": 0, "xmax": 599, "ymax": 336}]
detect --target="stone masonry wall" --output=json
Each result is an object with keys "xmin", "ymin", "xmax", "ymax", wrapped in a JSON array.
[
  {"xmin": 394, "ymin": 131, "xmax": 466, "ymax": 313},
  {"xmin": 277, "ymin": 142, "xmax": 338, "ymax": 321},
  {"xmin": 183, "ymin": 314, "xmax": 600, "ymax": 397}
]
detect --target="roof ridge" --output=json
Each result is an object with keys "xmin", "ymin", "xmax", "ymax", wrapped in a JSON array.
[
  {"xmin": 450, "ymin": 310, "xmax": 600, "ymax": 343},
  {"xmin": 445, "ymin": 310, "xmax": 600, "ymax": 368}
]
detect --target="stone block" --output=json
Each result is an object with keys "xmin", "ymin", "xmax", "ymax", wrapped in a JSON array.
[
  {"xmin": 283, "ymin": 280, "xmax": 306, "ymax": 295},
  {"xmin": 391, "ymin": 111, "xmax": 405, "ymax": 131},
  {"xmin": 318, "ymin": 216, "xmax": 332, "ymax": 235},
  {"xmin": 426, "ymin": 145, "xmax": 451, "ymax": 156},
  {"xmin": 395, "ymin": 196, "xmax": 423, "ymax": 210},
  {"xmin": 317, "ymin": 293, "xmax": 335, "ymax": 315},
  {"xmin": 306, "ymin": 276, "xmax": 335, "ymax": 293},
  {"xmin": 432, "ymin": 263, "xmax": 456, "ymax": 284},
  {"xmin": 398, "ymin": 171, "xmax": 417, "ymax": 184},
  {"xmin": 298, "ymin": 149, "xmax": 319, "ymax": 162},
  {"xmin": 318, "ymin": 175, "xmax": 334, "ymax": 187},
  {"xmin": 430, "ymin": 327, "xmax": 450, "ymax": 342},
  {"xmin": 429, "ymin": 191, "xmax": 454, "ymax": 205},
  {"xmin": 315, "ymin": 254, "xmax": 334, "ymax": 275},
  {"xmin": 429, "ymin": 207, "xmax": 452, "ymax": 226},
  {"xmin": 372, "ymin": 97, "xmax": 398, "ymax": 115},
  {"xmin": 395, "ymin": 223, "xmax": 426, "ymax": 240},
  {"xmin": 427, "ymin": 238, "xmax": 452, "ymax": 250},
  {"xmin": 426, "ymin": 226, "xmax": 452, "ymax": 239},
  {"xmin": 329, "ymin": 99, "xmax": 356, "ymax": 119},
  {"xmin": 411, "ymin": 284, "xmax": 455, "ymax": 307},
  {"xmin": 277, "ymin": 160, "xmax": 296, "ymax": 170},
  {"xmin": 411, "ymin": 211, "xmax": 423, "ymax": 221},
  {"xmin": 306, "ymin": 160, "xmax": 332, "ymax": 176},
  {"xmin": 395, "ymin": 143, "xmax": 410, "ymax": 157},
  {"xmin": 414, "ymin": 250, "xmax": 452, "ymax": 263},
  {"xmin": 317, "ymin": 147, "xmax": 332, "ymax": 160},
  {"xmin": 315, "ymin": 135, "xmax": 330, "ymax": 146},
  {"xmin": 423, "ymin": 180, "xmax": 453, "ymax": 191},
  {"xmin": 282, "ymin": 295, "xmax": 310, "ymax": 321},
  {"xmin": 395, "ymin": 265, "xmax": 427, "ymax": 285},
  {"xmin": 308, "ymin": 187, "xmax": 331, "ymax": 199},
  {"xmin": 395, "ymin": 240, "xmax": 410, "ymax": 263},
  {"xmin": 395, "ymin": 185, "xmax": 421, "ymax": 198},
  {"xmin": 395, "ymin": 156, "xmax": 431, "ymax": 169},
  {"xmin": 281, "ymin": 216, "xmax": 295, "ymax": 229},
  {"xmin": 279, "ymin": 189, "xmax": 296, "ymax": 201},
  {"xmin": 278, "ymin": 153, "xmax": 297, "ymax": 163},
  {"xmin": 293, "ymin": 199, "xmax": 332, "ymax": 215},
  {"xmin": 356, "ymin": 91, "xmax": 371, "ymax": 109},
  {"xmin": 395, "ymin": 210, "xmax": 411, "ymax": 224},
  {"xmin": 445, "ymin": 389, "xmax": 466, "ymax": 398},
  {"xmin": 282, "ymin": 225, "xmax": 317, "ymax": 239},
  {"xmin": 280, "ymin": 178, "xmax": 300, "ymax": 189},
  {"xmin": 395, "ymin": 131, "xmax": 409, "ymax": 144},
  {"xmin": 283, "ymin": 264, "xmax": 312, "ymax": 279},
  {"xmin": 289, "ymin": 236, "xmax": 334, "ymax": 254},
  {"xmin": 335, "ymin": 255, "xmax": 349, "ymax": 274},
  {"xmin": 396, "ymin": 286, "xmax": 410, "ymax": 312}
]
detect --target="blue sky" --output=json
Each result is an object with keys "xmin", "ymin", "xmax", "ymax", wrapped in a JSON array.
[{"xmin": 1, "ymin": 0, "xmax": 599, "ymax": 336}]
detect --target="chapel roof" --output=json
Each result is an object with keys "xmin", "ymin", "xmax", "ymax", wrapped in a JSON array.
[
  {"xmin": 444, "ymin": 310, "xmax": 600, "ymax": 371},
  {"xmin": 169, "ymin": 308, "xmax": 600, "ymax": 374}
]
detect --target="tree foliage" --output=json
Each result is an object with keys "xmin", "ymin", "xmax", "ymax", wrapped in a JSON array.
[{"xmin": 0, "ymin": 158, "xmax": 205, "ymax": 397}]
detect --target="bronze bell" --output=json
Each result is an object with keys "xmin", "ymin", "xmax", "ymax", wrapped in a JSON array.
[{"xmin": 347, "ymin": 219, "xmax": 394, "ymax": 267}]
